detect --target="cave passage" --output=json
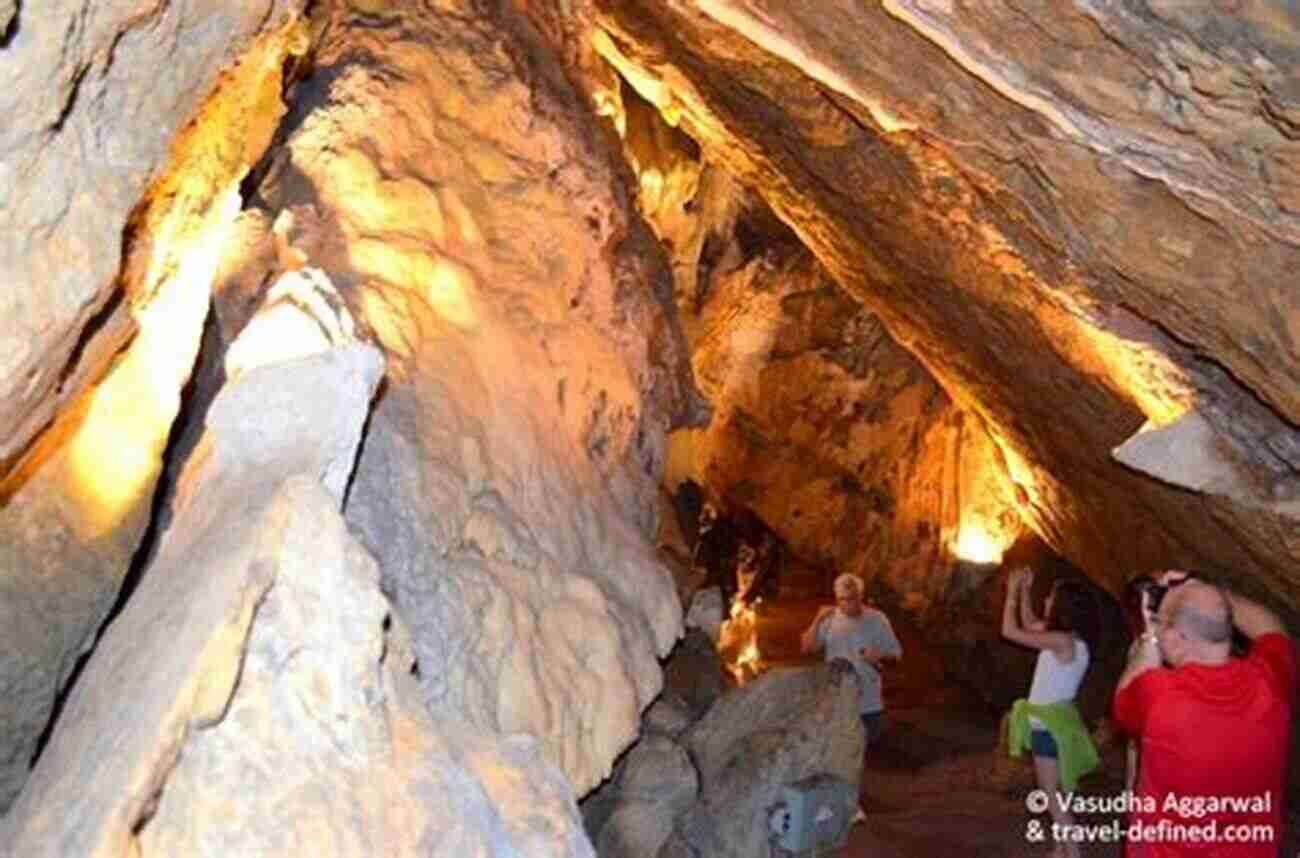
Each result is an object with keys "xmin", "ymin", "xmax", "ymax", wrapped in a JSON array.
[{"xmin": 2, "ymin": 4, "xmax": 1297, "ymax": 857}]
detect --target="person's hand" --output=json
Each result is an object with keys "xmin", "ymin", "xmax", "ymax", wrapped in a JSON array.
[
  {"xmin": 861, "ymin": 646, "xmax": 882, "ymax": 665},
  {"xmin": 1139, "ymin": 585, "xmax": 1158, "ymax": 634}
]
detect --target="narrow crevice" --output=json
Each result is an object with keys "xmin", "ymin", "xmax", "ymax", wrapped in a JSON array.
[
  {"xmin": 107, "ymin": 305, "xmax": 220, "ymax": 622},
  {"xmin": 239, "ymin": 1, "xmax": 332, "ymax": 204},
  {"xmin": 27, "ymin": 305, "xmax": 220, "ymax": 769},
  {"xmin": 50, "ymin": 63, "xmax": 88, "ymax": 134},
  {"xmin": 55, "ymin": 288, "xmax": 126, "ymax": 392},
  {"xmin": 342, "ymin": 375, "xmax": 385, "ymax": 510}
]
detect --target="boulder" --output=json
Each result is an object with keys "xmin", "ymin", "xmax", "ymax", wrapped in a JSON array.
[
  {"xmin": 677, "ymin": 663, "xmax": 864, "ymax": 858},
  {"xmin": 662, "ymin": 629, "xmax": 730, "ymax": 722}
]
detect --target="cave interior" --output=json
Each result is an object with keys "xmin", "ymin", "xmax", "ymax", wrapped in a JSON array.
[{"xmin": 0, "ymin": 1, "xmax": 1297, "ymax": 856}]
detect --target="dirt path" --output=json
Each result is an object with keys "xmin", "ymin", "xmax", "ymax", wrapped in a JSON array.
[{"xmin": 837, "ymin": 703, "xmax": 1129, "ymax": 858}]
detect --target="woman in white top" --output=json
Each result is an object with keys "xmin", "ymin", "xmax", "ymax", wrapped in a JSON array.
[{"xmin": 1002, "ymin": 567, "xmax": 1099, "ymax": 858}]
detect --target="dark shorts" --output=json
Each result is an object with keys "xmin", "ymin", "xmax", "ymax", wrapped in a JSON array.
[
  {"xmin": 861, "ymin": 712, "xmax": 883, "ymax": 745},
  {"xmin": 1030, "ymin": 728, "xmax": 1058, "ymax": 759}
]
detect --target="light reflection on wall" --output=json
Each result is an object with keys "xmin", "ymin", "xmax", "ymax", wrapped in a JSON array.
[
  {"xmin": 951, "ymin": 523, "xmax": 1006, "ymax": 564},
  {"xmin": 64, "ymin": 186, "xmax": 243, "ymax": 538},
  {"xmin": 347, "ymin": 240, "xmax": 479, "ymax": 331}
]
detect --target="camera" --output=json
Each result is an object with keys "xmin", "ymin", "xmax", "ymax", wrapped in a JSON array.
[
  {"xmin": 1141, "ymin": 574, "xmax": 1194, "ymax": 613},
  {"xmin": 1142, "ymin": 581, "xmax": 1170, "ymax": 613}
]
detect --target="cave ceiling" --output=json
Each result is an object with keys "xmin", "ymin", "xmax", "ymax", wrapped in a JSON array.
[{"xmin": 518, "ymin": 0, "xmax": 1300, "ymax": 603}]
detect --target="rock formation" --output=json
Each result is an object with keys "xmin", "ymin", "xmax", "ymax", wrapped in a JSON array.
[
  {"xmin": 1, "ymin": 0, "xmax": 1297, "ymax": 855},
  {"xmin": 543, "ymin": 0, "xmax": 1299, "ymax": 603}
]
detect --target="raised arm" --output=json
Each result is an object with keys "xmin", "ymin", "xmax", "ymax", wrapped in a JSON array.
[
  {"xmin": 801, "ymin": 605, "xmax": 833, "ymax": 655},
  {"xmin": 1225, "ymin": 589, "xmax": 1286, "ymax": 640},
  {"xmin": 1116, "ymin": 629, "xmax": 1162, "ymax": 693},
  {"xmin": 1001, "ymin": 567, "xmax": 1074, "ymax": 658},
  {"xmin": 1018, "ymin": 572, "xmax": 1045, "ymax": 631}
]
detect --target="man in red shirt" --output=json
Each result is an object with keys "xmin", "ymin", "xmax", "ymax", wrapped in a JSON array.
[{"xmin": 1113, "ymin": 571, "xmax": 1295, "ymax": 857}]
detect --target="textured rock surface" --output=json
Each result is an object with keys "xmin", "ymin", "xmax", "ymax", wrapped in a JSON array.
[
  {"xmin": 3, "ymin": 289, "xmax": 598, "ymax": 856},
  {"xmin": 239, "ymin": 1, "xmax": 698, "ymax": 796},
  {"xmin": 4, "ymin": 469, "xmax": 595, "ymax": 857},
  {"xmin": 665, "ymin": 246, "xmax": 1024, "ymax": 608},
  {"xmin": 592, "ymin": 735, "xmax": 698, "ymax": 858},
  {"xmin": 678, "ymin": 662, "xmax": 864, "ymax": 858},
  {"xmin": 0, "ymin": 6, "xmax": 312, "ymax": 807},
  {"xmin": 661, "ymin": 628, "xmax": 730, "ymax": 722},
  {"xmin": 3, "ymin": 1, "xmax": 1299, "ymax": 852},
  {"xmin": 1, "ymin": 304, "xmax": 385, "ymax": 854},
  {"xmin": 0, "ymin": 250, "xmax": 210, "ymax": 809},
  {"xmin": 134, "ymin": 477, "xmax": 592, "ymax": 858},
  {"xmin": 573, "ymin": 0, "xmax": 1300, "ymax": 606},
  {"xmin": 583, "ymin": 647, "xmax": 861, "ymax": 858},
  {"xmin": 0, "ymin": 0, "xmax": 306, "ymax": 466}
]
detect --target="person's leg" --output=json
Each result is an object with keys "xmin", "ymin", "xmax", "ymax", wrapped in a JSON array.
[
  {"xmin": 854, "ymin": 712, "xmax": 885, "ymax": 827},
  {"xmin": 1031, "ymin": 740, "xmax": 1079, "ymax": 858},
  {"xmin": 861, "ymin": 712, "xmax": 883, "ymax": 747}
]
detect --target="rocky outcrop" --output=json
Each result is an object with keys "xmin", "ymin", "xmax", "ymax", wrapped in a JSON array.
[
  {"xmin": 583, "ymin": 640, "xmax": 862, "ymax": 858},
  {"xmin": 0, "ymin": 237, "xmax": 212, "ymax": 808},
  {"xmin": 0, "ymin": 2, "xmax": 308, "ymax": 467},
  {"xmin": 556, "ymin": 0, "xmax": 1300, "ymax": 608},
  {"xmin": 0, "ymin": 279, "xmax": 386, "ymax": 852},
  {"xmin": 0, "ymin": 3, "xmax": 315, "ymax": 809},
  {"xmin": 3, "ymin": 282, "xmax": 598, "ymax": 856},
  {"xmin": 237, "ymin": 1, "xmax": 700, "ymax": 796}
]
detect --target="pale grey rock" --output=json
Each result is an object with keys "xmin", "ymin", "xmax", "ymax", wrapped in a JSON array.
[
  {"xmin": 579, "ymin": 756, "xmax": 629, "ymax": 845},
  {"xmin": 0, "ymin": 233, "xmax": 215, "ymax": 810},
  {"xmin": 585, "ymin": 737, "xmax": 696, "ymax": 858},
  {"xmin": 1114, "ymin": 411, "xmax": 1251, "ymax": 499},
  {"xmin": 656, "ymin": 831, "xmax": 695, "ymax": 858},
  {"xmin": 134, "ymin": 479, "xmax": 593, "ymax": 858},
  {"xmin": 643, "ymin": 696, "xmax": 693, "ymax": 738},
  {"xmin": 3, "ymin": 312, "xmax": 596, "ymax": 856},
  {"xmin": 620, "ymin": 735, "xmax": 698, "ymax": 815},
  {"xmin": 662, "ymin": 630, "xmax": 729, "ymax": 723},
  {"xmin": 1114, "ymin": 410, "xmax": 1300, "ymax": 523},
  {"xmin": 676, "ymin": 663, "xmax": 864, "ymax": 858},
  {"xmin": 4, "ymin": 473, "xmax": 596, "ymax": 858},
  {"xmin": 0, "ymin": 322, "xmax": 384, "ymax": 854},
  {"xmin": 596, "ymin": 800, "xmax": 679, "ymax": 858},
  {"xmin": 685, "ymin": 587, "xmax": 725, "ymax": 644},
  {"xmin": 253, "ymin": 2, "xmax": 693, "ymax": 798}
]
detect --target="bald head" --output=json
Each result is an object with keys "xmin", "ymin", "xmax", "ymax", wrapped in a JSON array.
[{"xmin": 1165, "ymin": 581, "xmax": 1232, "ymax": 645}]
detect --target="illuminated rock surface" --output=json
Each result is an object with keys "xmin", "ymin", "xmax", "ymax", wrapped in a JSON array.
[
  {"xmin": 0, "ymin": 1, "xmax": 308, "ymax": 464},
  {"xmin": 543, "ymin": 0, "xmax": 1300, "ymax": 601},
  {"xmin": 245, "ymin": 1, "xmax": 693, "ymax": 797},
  {"xmin": 0, "ymin": 3, "xmax": 308, "ymax": 808},
  {"xmin": 0, "ymin": 0, "xmax": 1297, "ymax": 854}
]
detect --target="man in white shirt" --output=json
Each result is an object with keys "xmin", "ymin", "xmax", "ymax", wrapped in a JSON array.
[{"xmin": 801, "ymin": 573, "xmax": 903, "ymax": 744}]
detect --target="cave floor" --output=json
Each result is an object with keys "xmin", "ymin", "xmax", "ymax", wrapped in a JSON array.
[{"xmin": 746, "ymin": 596, "xmax": 1131, "ymax": 858}]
